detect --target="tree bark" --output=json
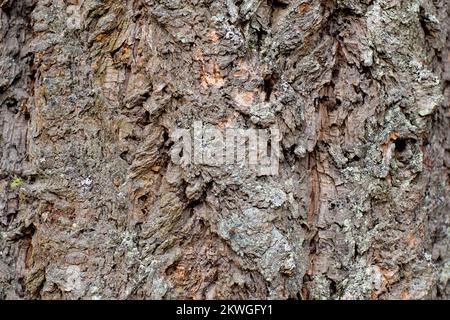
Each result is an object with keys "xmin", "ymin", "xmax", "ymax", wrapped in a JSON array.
[{"xmin": 0, "ymin": 0, "xmax": 448, "ymax": 299}]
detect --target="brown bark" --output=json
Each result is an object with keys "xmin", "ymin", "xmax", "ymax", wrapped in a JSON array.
[{"xmin": 0, "ymin": 0, "xmax": 449, "ymax": 299}]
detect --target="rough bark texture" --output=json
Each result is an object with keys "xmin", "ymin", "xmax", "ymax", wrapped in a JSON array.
[{"xmin": 0, "ymin": 0, "xmax": 449, "ymax": 299}]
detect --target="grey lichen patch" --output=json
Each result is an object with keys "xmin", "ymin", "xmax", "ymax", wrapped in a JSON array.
[
  {"xmin": 217, "ymin": 207, "xmax": 297, "ymax": 293},
  {"xmin": 241, "ymin": 182, "xmax": 287, "ymax": 209}
]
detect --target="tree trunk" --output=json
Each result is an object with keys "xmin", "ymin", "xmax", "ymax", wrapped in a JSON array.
[{"xmin": 0, "ymin": 0, "xmax": 448, "ymax": 299}]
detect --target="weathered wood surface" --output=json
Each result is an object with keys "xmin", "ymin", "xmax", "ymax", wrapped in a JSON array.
[{"xmin": 0, "ymin": 0, "xmax": 448, "ymax": 299}]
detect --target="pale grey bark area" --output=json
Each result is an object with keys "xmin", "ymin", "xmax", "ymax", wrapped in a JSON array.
[{"xmin": 0, "ymin": 0, "xmax": 448, "ymax": 299}]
